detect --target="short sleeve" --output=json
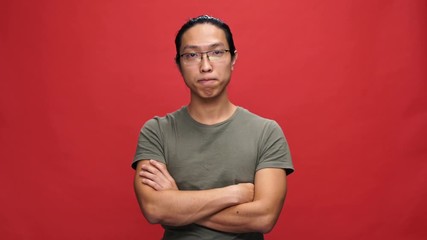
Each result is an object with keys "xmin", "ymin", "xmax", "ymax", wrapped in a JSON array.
[
  {"xmin": 256, "ymin": 121, "xmax": 294, "ymax": 175},
  {"xmin": 131, "ymin": 118, "xmax": 166, "ymax": 169}
]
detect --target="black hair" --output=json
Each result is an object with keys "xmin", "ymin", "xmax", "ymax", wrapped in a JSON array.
[{"xmin": 174, "ymin": 15, "xmax": 236, "ymax": 66}]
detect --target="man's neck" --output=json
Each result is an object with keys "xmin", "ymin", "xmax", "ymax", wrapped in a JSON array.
[{"xmin": 187, "ymin": 94, "xmax": 237, "ymax": 125}]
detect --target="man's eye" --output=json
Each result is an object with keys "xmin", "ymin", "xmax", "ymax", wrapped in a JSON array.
[
  {"xmin": 211, "ymin": 50, "xmax": 223, "ymax": 56},
  {"xmin": 184, "ymin": 53, "xmax": 199, "ymax": 59}
]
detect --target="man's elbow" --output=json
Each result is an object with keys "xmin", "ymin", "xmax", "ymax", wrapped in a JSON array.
[
  {"xmin": 258, "ymin": 223, "xmax": 275, "ymax": 234},
  {"xmin": 144, "ymin": 214, "xmax": 161, "ymax": 225},
  {"xmin": 139, "ymin": 202, "xmax": 187, "ymax": 226},
  {"xmin": 253, "ymin": 214, "xmax": 279, "ymax": 234},
  {"xmin": 139, "ymin": 202, "xmax": 163, "ymax": 224}
]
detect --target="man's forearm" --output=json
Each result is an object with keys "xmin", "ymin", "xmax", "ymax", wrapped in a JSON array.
[
  {"xmin": 135, "ymin": 180, "xmax": 252, "ymax": 226},
  {"xmin": 196, "ymin": 168, "xmax": 287, "ymax": 234},
  {"xmin": 196, "ymin": 199, "xmax": 282, "ymax": 234},
  {"xmin": 134, "ymin": 160, "xmax": 254, "ymax": 226}
]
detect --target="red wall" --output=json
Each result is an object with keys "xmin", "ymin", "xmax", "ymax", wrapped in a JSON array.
[{"xmin": 1, "ymin": 0, "xmax": 426, "ymax": 239}]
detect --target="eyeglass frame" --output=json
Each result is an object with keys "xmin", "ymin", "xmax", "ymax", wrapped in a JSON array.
[{"xmin": 178, "ymin": 49, "xmax": 231, "ymax": 64}]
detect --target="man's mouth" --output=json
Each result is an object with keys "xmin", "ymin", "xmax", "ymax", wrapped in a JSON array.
[{"xmin": 198, "ymin": 79, "xmax": 217, "ymax": 85}]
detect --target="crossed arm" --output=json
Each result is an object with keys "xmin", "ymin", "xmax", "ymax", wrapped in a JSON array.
[{"xmin": 134, "ymin": 159, "xmax": 287, "ymax": 233}]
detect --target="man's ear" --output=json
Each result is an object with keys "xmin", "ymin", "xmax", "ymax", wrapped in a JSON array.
[{"xmin": 231, "ymin": 51, "xmax": 238, "ymax": 71}]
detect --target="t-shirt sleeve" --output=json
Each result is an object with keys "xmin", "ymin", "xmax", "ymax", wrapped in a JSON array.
[
  {"xmin": 256, "ymin": 120, "xmax": 294, "ymax": 175},
  {"xmin": 131, "ymin": 118, "xmax": 166, "ymax": 169}
]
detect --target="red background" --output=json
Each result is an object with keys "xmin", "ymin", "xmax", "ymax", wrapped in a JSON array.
[{"xmin": 1, "ymin": 0, "xmax": 426, "ymax": 239}]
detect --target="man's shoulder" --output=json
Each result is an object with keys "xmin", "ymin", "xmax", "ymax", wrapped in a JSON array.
[
  {"xmin": 236, "ymin": 107, "xmax": 278, "ymax": 126},
  {"xmin": 143, "ymin": 106, "xmax": 187, "ymax": 128}
]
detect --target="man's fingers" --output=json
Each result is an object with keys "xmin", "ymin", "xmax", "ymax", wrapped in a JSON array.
[
  {"xmin": 140, "ymin": 160, "xmax": 178, "ymax": 191},
  {"xmin": 140, "ymin": 170, "xmax": 167, "ymax": 190},
  {"xmin": 141, "ymin": 177, "xmax": 161, "ymax": 191},
  {"xmin": 139, "ymin": 169, "xmax": 155, "ymax": 180},
  {"xmin": 140, "ymin": 163, "xmax": 171, "ymax": 190},
  {"xmin": 149, "ymin": 160, "xmax": 176, "ymax": 185},
  {"xmin": 149, "ymin": 160, "xmax": 167, "ymax": 173},
  {"xmin": 141, "ymin": 161, "xmax": 163, "ymax": 176}
]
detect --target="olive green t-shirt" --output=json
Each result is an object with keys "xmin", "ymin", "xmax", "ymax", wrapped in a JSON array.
[{"xmin": 132, "ymin": 106, "xmax": 294, "ymax": 240}]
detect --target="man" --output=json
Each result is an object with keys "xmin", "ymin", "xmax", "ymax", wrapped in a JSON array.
[{"xmin": 132, "ymin": 15, "xmax": 294, "ymax": 240}]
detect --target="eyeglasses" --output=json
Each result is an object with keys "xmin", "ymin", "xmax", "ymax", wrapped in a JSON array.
[{"xmin": 179, "ymin": 49, "xmax": 230, "ymax": 64}]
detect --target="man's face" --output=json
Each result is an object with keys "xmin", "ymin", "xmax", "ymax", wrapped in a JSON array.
[{"xmin": 178, "ymin": 23, "xmax": 237, "ymax": 100}]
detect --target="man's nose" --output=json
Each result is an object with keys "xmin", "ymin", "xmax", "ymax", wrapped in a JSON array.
[{"xmin": 199, "ymin": 53, "xmax": 213, "ymax": 72}]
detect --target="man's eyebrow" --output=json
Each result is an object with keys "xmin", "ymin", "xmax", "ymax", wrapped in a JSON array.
[{"xmin": 181, "ymin": 43, "xmax": 225, "ymax": 51}]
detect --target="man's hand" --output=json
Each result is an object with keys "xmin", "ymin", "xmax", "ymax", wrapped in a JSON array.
[
  {"xmin": 138, "ymin": 160, "xmax": 254, "ymax": 204},
  {"xmin": 233, "ymin": 183, "xmax": 255, "ymax": 204},
  {"xmin": 196, "ymin": 168, "xmax": 287, "ymax": 233},
  {"xmin": 134, "ymin": 159, "xmax": 257, "ymax": 227},
  {"xmin": 139, "ymin": 160, "xmax": 178, "ymax": 191}
]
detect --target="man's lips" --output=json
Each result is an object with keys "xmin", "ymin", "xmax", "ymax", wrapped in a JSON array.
[{"xmin": 197, "ymin": 78, "xmax": 217, "ymax": 85}]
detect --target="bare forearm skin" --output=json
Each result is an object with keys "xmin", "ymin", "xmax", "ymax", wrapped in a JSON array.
[
  {"xmin": 134, "ymin": 160, "xmax": 253, "ymax": 226},
  {"xmin": 196, "ymin": 168, "xmax": 287, "ymax": 233},
  {"xmin": 196, "ymin": 197, "xmax": 284, "ymax": 233},
  {"xmin": 134, "ymin": 183, "xmax": 243, "ymax": 226}
]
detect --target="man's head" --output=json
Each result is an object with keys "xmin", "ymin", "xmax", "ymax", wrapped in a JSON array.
[
  {"xmin": 174, "ymin": 15, "xmax": 238, "ymax": 100},
  {"xmin": 175, "ymin": 15, "xmax": 236, "ymax": 67}
]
